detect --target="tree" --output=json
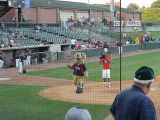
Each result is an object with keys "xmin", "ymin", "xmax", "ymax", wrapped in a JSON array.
[
  {"xmin": 151, "ymin": 0, "xmax": 160, "ymax": 8},
  {"xmin": 140, "ymin": 8, "xmax": 160, "ymax": 22},
  {"xmin": 127, "ymin": 3, "xmax": 139, "ymax": 10}
]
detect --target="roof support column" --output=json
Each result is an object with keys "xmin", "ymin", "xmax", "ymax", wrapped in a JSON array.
[{"xmin": 56, "ymin": 8, "xmax": 60, "ymax": 23}]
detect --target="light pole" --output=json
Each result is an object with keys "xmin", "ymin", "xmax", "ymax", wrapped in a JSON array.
[
  {"xmin": 48, "ymin": 0, "xmax": 51, "ymax": 8},
  {"xmin": 110, "ymin": 0, "xmax": 114, "ymax": 21},
  {"xmin": 88, "ymin": 0, "xmax": 90, "ymax": 4},
  {"xmin": 119, "ymin": 0, "xmax": 122, "ymax": 92}
]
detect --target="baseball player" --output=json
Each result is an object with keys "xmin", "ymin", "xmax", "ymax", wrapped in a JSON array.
[
  {"xmin": 18, "ymin": 52, "xmax": 24, "ymax": 73},
  {"xmin": 100, "ymin": 51, "xmax": 112, "ymax": 87}
]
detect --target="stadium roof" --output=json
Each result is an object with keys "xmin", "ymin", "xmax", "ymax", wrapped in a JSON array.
[{"xmin": 30, "ymin": 0, "xmax": 140, "ymax": 14}]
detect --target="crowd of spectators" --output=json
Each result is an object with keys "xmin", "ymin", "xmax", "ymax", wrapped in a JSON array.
[
  {"xmin": 65, "ymin": 36, "xmax": 110, "ymax": 51},
  {"xmin": 77, "ymin": 17, "xmax": 95, "ymax": 27},
  {"xmin": 121, "ymin": 32, "xmax": 154, "ymax": 45},
  {"xmin": 101, "ymin": 17, "xmax": 113, "ymax": 26},
  {"xmin": 62, "ymin": 16, "xmax": 95, "ymax": 30}
]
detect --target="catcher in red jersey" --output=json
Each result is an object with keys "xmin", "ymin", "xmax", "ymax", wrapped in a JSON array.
[{"xmin": 100, "ymin": 51, "xmax": 112, "ymax": 87}]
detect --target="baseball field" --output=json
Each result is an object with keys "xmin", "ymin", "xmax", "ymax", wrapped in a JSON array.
[{"xmin": 0, "ymin": 49, "xmax": 160, "ymax": 120}]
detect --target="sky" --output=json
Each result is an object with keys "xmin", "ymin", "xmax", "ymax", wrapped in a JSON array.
[{"xmin": 59, "ymin": 0, "xmax": 157, "ymax": 8}]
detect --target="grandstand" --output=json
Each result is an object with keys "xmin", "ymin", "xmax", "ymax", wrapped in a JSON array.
[
  {"xmin": 0, "ymin": 25, "xmax": 108, "ymax": 47},
  {"xmin": 0, "ymin": 0, "xmax": 142, "ymax": 46},
  {"xmin": 0, "ymin": 0, "xmax": 142, "ymax": 48}
]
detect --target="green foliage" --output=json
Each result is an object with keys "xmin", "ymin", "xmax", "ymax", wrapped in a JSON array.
[
  {"xmin": 127, "ymin": 3, "xmax": 139, "ymax": 10},
  {"xmin": 151, "ymin": 0, "xmax": 160, "ymax": 8},
  {"xmin": 124, "ymin": 31, "xmax": 160, "ymax": 40},
  {"xmin": 0, "ymin": 85, "xmax": 110, "ymax": 120},
  {"xmin": 141, "ymin": 8, "xmax": 160, "ymax": 22},
  {"xmin": 26, "ymin": 51, "xmax": 160, "ymax": 81}
]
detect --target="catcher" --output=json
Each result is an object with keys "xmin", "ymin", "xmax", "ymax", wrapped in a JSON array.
[
  {"xmin": 100, "ymin": 51, "xmax": 112, "ymax": 87},
  {"xmin": 67, "ymin": 52, "xmax": 88, "ymax": 94}
]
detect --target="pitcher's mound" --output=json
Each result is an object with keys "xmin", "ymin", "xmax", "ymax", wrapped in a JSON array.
[
  {"xmin": 39, "ymin": 79, "xmax": 160, "ymax": 105},
  {"xmin": 39, "ymin": 81, "xmax": 129, "ymax": 105}
]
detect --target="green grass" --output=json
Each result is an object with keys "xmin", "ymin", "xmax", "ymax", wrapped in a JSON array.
[
  {"xmin": 1, "ymin": 51, "xmax": 160, "ymax": 120},
  {"xmin": 26, "ymin": 51, "xmax": 160, "ymax": 81},
  {"xmin": 0, "ymin": 85, "xmax": 110, "ymax": 120}
]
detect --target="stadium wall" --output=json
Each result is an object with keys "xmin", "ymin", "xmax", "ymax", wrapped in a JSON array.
[
  {"xmin": 145, "ymin": 25, "xmax": 160, "ymax": 31},
  {"xmin": 1, "ymin": 7, "xmax": 141, "ymax": 24},
  {"xmin": 56, "ymin": 43, "xmax": 160, "ymax": 61}
]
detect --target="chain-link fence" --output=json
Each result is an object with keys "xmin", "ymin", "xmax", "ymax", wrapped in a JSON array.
[{"xmin": 0, "ymin": 0, "xmax": 160, "ymax": 120}]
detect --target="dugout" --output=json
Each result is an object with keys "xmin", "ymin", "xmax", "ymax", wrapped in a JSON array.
[{"xmin": 1, "ymin": 45, "xmax": 50, "ymax": 68}]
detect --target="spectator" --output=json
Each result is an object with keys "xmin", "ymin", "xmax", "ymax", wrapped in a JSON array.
[
  {"xmin": 126, "ymin": 40, "xmax": 130, "ymax": 45},
  {"xmin": 70, "ymin": 38, "xmax": 77, "ymax": 49},
  {"xmin": 9, "ymin": 39, "xmax": 14, "ymax": 47},
  {"xmin": 87, "ymin": 37, "xmax": 93, "ymax": 45},
  {"xmin": 103, "ymin": 41, "xmax": 109, "ymax": 53},
  {"xmin": 117, "ymin": 41, "xmax": 123, "ymax": 54},
  {"xmin": 69, "ymin": 16, "xmax": 74, "ymax": 22},
  {"xmin": 0, "ymin": 20, "xmax": 5, "ymax": 28},
  {"xmin": 144, "ymin": 33, "xmax": 148, "ymax": 43},
  {"xmin": 65, "ymin": 107, "xmax": 91, "ymax": 120},
  {"xmin": 101, "ymin": 18, "xmax": 107, "ymax": 25},
  {"xmin": 81, "ymin": 44, "xmax": 87, "ymax": 49},
  {"xmin": 35, "ymin": 25, "xmax": 41, "ymax": 33},
  {"xmin": 110, "ymin": 66, "xmax": 157, "ymax": 120},
  {"xmin": 97, "ymin": 41, "xmax": 102, "ymax": 48},
  {"xmin": 139, "ymin": 35, "xmax": 145, "ymax": 50},
  {"xmin": 76, "ymin": 42, "xmax": 81, "ymax": 50},
  {"xmin": 0, "ymin": 41, "xmax": 5, "ymax": 48}
]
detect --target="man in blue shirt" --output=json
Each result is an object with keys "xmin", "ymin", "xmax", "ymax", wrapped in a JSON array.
[{"xmin": 110, "ymin": 66, "xmax": 157, "ymax": 120}]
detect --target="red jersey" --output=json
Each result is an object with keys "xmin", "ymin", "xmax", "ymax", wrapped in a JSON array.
[{"xmin": 101, "ymin": 55, "xmax": 111, "ymax": 69}]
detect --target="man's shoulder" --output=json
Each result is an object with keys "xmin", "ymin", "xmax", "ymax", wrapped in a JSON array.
[{"xmin": 118, "ymin": 88, "xmax": 144, "ymax": 97}]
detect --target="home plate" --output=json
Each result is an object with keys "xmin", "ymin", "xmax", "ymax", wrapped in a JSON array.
[{"xmin": 0, "ymin": 78, "xmax": 11, "ymax": 81}]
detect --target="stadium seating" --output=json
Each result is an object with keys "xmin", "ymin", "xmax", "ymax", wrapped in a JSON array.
[{"xmin": 0, "ymin": 25, "xmax": 108, "ymax": 47}]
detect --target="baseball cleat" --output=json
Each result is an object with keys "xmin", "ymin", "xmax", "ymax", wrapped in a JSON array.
[
  {"xmin": 76, "ymin": 87, "xmax": 83, "ymax": 94},
  {"xmin": 76, "ymin": 87, "xmax": 81, "ymax": 94}
]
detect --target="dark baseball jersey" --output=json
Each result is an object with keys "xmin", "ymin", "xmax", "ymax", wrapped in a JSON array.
[{"xmin": 72, "ymin": 63, "xmax": 86, "ymax": 76}]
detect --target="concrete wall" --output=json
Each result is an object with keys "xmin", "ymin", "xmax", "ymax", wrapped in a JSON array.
[
  {"xmin": 145, "ymin": 25, "xmax": 160, "ymax": 31},
  {"xmin": 113, "ymin": 25, "xmax": 160, "ymax": 32}
]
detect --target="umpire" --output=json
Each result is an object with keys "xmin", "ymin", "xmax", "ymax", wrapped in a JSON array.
[{"xmin": 110, "ymin": 66, "xmax": 157, "ymax": 120}]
